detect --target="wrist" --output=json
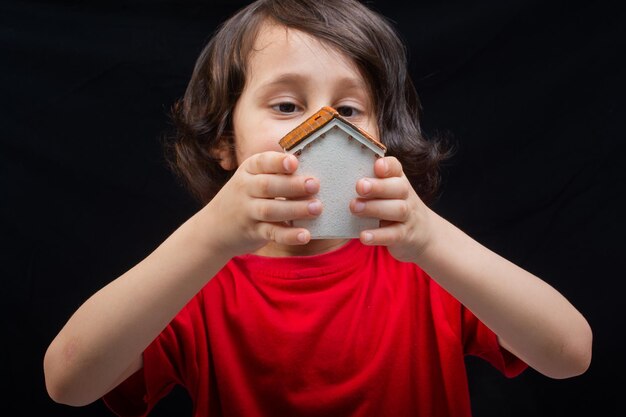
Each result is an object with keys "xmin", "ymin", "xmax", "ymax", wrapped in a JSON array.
[
  {"xmin": 411, "ymin": 207, "xmax": 446, "ymax": 265},
  {"xmin": 186, "ymin": 203, "xmax": 237, "ymax": 264}
]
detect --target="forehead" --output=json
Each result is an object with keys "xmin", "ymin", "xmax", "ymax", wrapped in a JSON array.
[{"xmin": 245, "ymin": 21, "xmax": 366, "ymax": 86}]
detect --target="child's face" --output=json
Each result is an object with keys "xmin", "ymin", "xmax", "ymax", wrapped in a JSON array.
[{"xmin": 220, "ymin": 22, "xmax": 379, "ymax": 169}]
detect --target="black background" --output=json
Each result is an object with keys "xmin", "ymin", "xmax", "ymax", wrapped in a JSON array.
[{"xmin": 1, "ymin": 1, "xmax": 624, "ymax": 416}]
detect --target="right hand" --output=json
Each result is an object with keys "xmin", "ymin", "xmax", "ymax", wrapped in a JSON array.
[{"xmin": 197, "ymin": 151, "xmax": 322, "ymax": 257}]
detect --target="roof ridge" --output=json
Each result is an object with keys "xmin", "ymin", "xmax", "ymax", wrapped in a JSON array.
[{"xmin": 278, "ymin": 106, "xmax": 386, "ymax": 152}]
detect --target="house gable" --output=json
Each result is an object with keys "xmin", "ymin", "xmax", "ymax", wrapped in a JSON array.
[{"xmin": 278, "ymin": 106, "xmax": 386, "ymax": 156}]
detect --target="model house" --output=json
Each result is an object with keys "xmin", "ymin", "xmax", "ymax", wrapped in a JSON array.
[{"xmin": 279, "ymin": 106, "xmax": 387, "ymax": 238}]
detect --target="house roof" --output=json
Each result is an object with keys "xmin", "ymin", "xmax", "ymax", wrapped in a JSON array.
[{"xmin": 278, "ymin": 106, "xmax": 387, "ymax": 153}]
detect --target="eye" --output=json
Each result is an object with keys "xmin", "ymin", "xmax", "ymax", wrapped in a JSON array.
[
  {"xmin": 272, "ymin": 102, "xmax": 298, "ymax": 113},
  {"xmin": 336, "ymin": 106, "xmax": 359, "ymax": 118}
]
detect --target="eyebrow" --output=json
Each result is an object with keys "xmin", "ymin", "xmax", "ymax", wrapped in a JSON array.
[
  {"xmin": 256, "ymin": 73, "xmax": 368, "ymax": 94},
  {"xmin": 258, "ymin": 73, "xmax": 308, "ymax": 88}
]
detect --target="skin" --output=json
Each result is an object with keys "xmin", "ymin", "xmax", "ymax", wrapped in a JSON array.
[{"xmin": 44, "ymin": 21, "xmax": 592, "ymax": 407}]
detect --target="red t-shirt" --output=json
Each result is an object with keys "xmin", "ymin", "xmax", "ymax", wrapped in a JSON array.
[{"xmin": 104, "ymin": 239, "xmax": 526, "ymax": 417}]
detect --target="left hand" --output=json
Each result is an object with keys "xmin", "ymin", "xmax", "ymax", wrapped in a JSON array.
[{"xmin": 350, "ymin": 156, "xmax": 433, "ymax": 263}]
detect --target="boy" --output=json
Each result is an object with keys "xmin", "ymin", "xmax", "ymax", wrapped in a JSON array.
[{"xmin": 44, "ymin": 1, "xmax": 592, "ymax": 416}]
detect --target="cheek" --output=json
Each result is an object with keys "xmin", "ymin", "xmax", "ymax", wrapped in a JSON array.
[
  {"xmin": 235, "ymin": 133, "xmax": 284, "ymax": 163},
  {"xmin": 231, "ymin": 115, "xmax": 279, "ymax": 163}
]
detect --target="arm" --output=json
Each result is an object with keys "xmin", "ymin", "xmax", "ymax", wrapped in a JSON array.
[
  {"xmin": 44, "ymin": 152, "xmax": 321, "ymax": 406},
  {"xmin": 351, "ymin": 157, "xmax": 592, "ymax": 379}
]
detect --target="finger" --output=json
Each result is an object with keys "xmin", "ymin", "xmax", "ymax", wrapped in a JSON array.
[
  {"xmin": 374, "ymin": 156, "xmax": 403, "ymax": 179},
  {"xmin": 256, "ymin": 223, "xmax": 312, "ymax": 245},
  {"xmin": 245, "ymin": 152, "xmax": 298, "ymax": 175},
  {"xmin": 359, "ymin": 223, "xmax": 406, "ymax": 246},
  {"xmin": 251, "ymin": 199, "xmax": 322, "ymax": 222},
  {"xmin": 350, "ymin": 198, "xmax": 409, "ymax": 222},
  {"xmin": 249, "ymin": 174, "xmax": 320, "ymax": 198},
  {"xmin": 355, "ymin": 177, "xmax": 409, "ymax": 199}
]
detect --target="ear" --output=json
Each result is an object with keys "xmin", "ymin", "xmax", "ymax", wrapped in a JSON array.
[{"xmin": 211, "ymin": 136, "xmax": 237, "ymax": 171}]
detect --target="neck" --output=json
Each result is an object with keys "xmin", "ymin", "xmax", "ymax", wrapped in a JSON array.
[{"xmin": 253, "ymin": 238, "xmax": 350, "ymax": 257}]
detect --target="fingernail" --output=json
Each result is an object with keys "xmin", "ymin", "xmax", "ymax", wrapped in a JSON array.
[
  {"xmin": 307, "ymin": 201, "xmax": 322, "ymax": 214},
  {"xmin": 378, "ymin": 158, "xmax": 388, "ymax": 176},
  {"xmin": 304, "ymin": 178, "xmax": 318, "ymax": 194},
  {"xmin": 353, "ymin": 201, "xmax": 365, "ymax": 213},
  {"xmin": 363, "ymin": 232, "xmax": 373, "ymax": 242},
  {"xmin": 361, "ymin": 179, "xmax": 372, "ymax": 195},
  {"xmin": 283, "ymin": 155, "xmax": 295, "ymax": 172},
  {"xmin": 297, "ymin": 232, "xmax": 308, "ymax": 243}
]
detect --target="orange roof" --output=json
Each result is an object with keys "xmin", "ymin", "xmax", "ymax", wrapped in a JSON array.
[{"xmin": 278, "ymin": 106, "xmax": 386, "ymax": 152}]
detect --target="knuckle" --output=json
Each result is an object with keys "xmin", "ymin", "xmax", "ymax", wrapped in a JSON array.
[
  {"xmin": 255, "ymin": 154, "xmax": 266, "ymax": 172},
  {"xmin": 258, "ymin": 153, "xmax": 273, "ymax": 171},
  {"xmin": 369, "ymin": 179, "xmax": 381, "ymax": 195},
  {"xmin": 399, "ymin": 226, "xmax": 408, "ymax": 242},
  {"xmin": 289, "ymin": 202, "xmax": 305, "ymax": 220},
  {"xmin": 287, "ymin": 178, "xmax": 300, "ymax": 195},
  {"xmin": 399, "ymin": 181, "xmax": 410, "ymax": 198},
  {"xmin": 287, "ymin": 204, "xmax": 299, "ymax": 220},
  {"xmin": 374, "ymin": 230, "xmax": 387, "ymax": 245},
  {"xmin": 258, "ymin": 223, "xmax": 275, "ymax": 241},
  {"xmin": 258, "ymin": 176, "xmax": 271, "ymax": 195},
  {"xmin": 372, "ymin": 204, "xmax": 384, "ymax": 218},
  {"xmin": 255, "ymin": 202, "xmax": 271, "ymax": 221},
  {"xmin": 398, "ymin": 201, "xmax": 409, "ymax": 219},
  {"xmin": 246, "ymin": 156, "xmax": 259, "ymax": 173}
]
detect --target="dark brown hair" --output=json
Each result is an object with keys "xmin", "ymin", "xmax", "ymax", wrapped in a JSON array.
[{"xmin": 166, "ymin": 0, "xmax": 450, "ymax": 205}]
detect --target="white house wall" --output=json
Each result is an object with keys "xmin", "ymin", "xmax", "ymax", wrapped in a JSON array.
[{"xmin": 289, "ymin": 124, "xmax": 381, "ymax": 238}]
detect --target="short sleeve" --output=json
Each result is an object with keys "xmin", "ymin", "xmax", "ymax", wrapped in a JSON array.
[
  {"xmin": 102, "ymin": 330, "xmax": 185, "ymax": 416},
  {"xmin": 461, "ymin": 306, "xmax": 528, "ymax": 378},
  {"xmin": 103, "ymin": 302, "xmax": 201, "ymax": 417}
]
